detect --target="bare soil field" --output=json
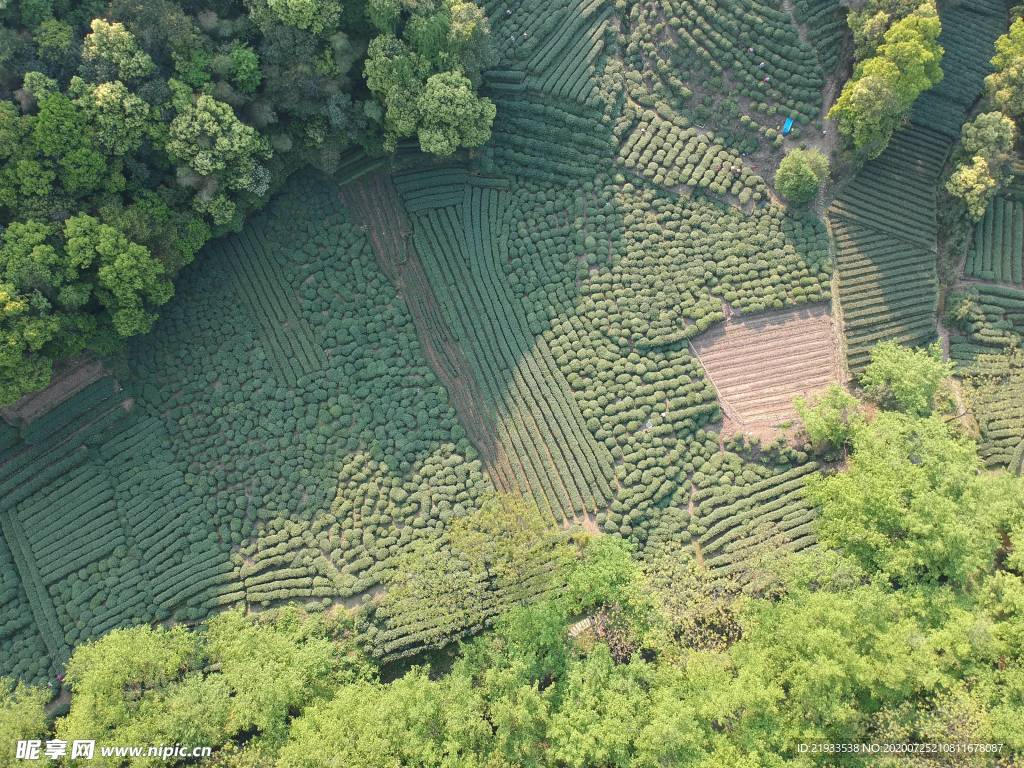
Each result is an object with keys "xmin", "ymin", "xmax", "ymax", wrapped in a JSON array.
[{"xmin": 690, "ymin": 303, "xmax": 843, "ymax": 438}]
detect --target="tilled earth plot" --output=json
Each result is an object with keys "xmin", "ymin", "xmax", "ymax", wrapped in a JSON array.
[{"xmin": 691, "ymin": 303, "xmax": 842, "ymax": 433}]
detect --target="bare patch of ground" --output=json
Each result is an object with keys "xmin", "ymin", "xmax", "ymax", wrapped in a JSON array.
[
  {"xmin": 1, "ymin": 355, "xmax": 106, "ymax": 426},
  {"xmin": 691, "ymin": 302, "xmax": 843, "ymax": 443},
  {"xmin": 339, "ymin": 173, "xmax": 516, "ymax": 492}
]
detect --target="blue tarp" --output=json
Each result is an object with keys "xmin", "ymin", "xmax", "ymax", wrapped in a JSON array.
[{"xmin": 782, "ymin": 117, "xmax": 794, "ymax": 136}]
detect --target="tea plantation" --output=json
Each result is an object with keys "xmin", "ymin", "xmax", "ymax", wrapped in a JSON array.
[{"xmin": 0, "ymin": 0, "xmax": 1017, "ymax": 684}]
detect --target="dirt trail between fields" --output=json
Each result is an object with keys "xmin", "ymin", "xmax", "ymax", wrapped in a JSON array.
[
  {"xmin": 1, "ymin": 356, "xmax": 107, "ymax": 426},
  {"xmin": 339, "ymin": 173, "xmax": 515, "ymax": 491}
]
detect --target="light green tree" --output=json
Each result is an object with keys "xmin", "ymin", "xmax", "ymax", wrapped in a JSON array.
[
  {"xmin": 0, "ymin": 678, "xmax": 48, "ymax": 759},
  {"xmin": 829, "ymin": 2, "xmax": 943, "ymax": 158},
  {"xmin": 808, "ymin": 411, "xmax": 999, "ymax": 588},
  {"xmin": 63, "ymin": 214, "xmax": 174, "ymax": 336},
  {"xmin": 56, "ymin": 625, "xmax": 227, "ymax": 767},
  {"xmin": 72, "ymin": 79, "xmax": 153, "ymax": 157},
  {"xmin": 947, "ymin": 112, "xmax": 1017, "ymax": 221},
  {"xmin": 987, "ymin": 17, "xmax": 1024, "ymax": 118},
  {"xmin": 167, "ymin": 94, "xmax": 269, "ymax": 181},
  {"xmin": 946, "ymin": 155, "xmax": 999, "ymax": 221},
  {"xmin": 81, "ymin": 19, "xmax": 155, "ymax": 81},
  {"xmin": 246, "ymin": 0, "xmax": 342, "ymax": 35},
  {"xmin": 416, "ymin": 70, "xmax": 495, "ymax": 156},
  {"xmin": 859, "ymin": 340, "xmax": 953, "ymax": 415},
  {"xmin": 0, "ymin": 281, "xmax": 60, "ymax": 405},
  {"xmin": 206, "ymin": 607, "xmax": 362, "ymax": 745},
  {"xmin": 774, "ymin": 147, "xmax": 830, "ymax": 203},
  {"xmin": 794, "ymin": 383, "xmax": 864, "ymax": 452}
]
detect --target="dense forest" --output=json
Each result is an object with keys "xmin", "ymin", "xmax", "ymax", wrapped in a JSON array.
[{"xmin": 2, "ymin": 0, "xmax": 1024, "ymax": 765}]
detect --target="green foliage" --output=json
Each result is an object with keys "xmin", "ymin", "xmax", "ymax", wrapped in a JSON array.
[
  {"xmin": 987, "ymin": 17, "xmax": 1024, "ymax": 118},
  {"xmin": 360, "ymin": 495, "xmax": 571, "ymax": 660},
  {"xmin": 774, "ymin": 147, "xmax": 829, "ymax": 203},
  {"xmin": 251, "ymin": 0, "xmax": 342, "ymax": 35},
  {"xmin": 564, "ymin": 536, "xmax": 640, "ymax": 617},
  {"xmin": 947, "ymin": 112, "xmax": 1017, "ymax": 221},
  {"xmin": 829, "ymin": 1, "xmax": 943, "ymax": 158},
  {"xmin": 809, "ymin": 411, "xmax": 1003, "ymax": 587},
  {"xmin": 206, "ymin": 608, "xmax": 368, "ymax": 745},
  {"xmin": 364, "ymin": 33, "xmax": 493, "ymax": 153},
  {"xmin": 55, "ymin": 609, "xmax": 371, "ymax": 765},
  {"xmin": 56, "ymin": 624, "xmax": 218, "ymax": 760},
  {"xmin": 859, "ymin": 340, "xmax": 952, "ymax": 415},
  {"xmin": 166, "ymin": 93, "xmax": 271, "ymax": 224},
  {"xmin": 81, "ymin": 19, "xmax": 155, "ymax": 81},
  {"xmin": 415, "ymin": 70, "xmax": 495, "ymax": 156},
  {"xmin": 31, "ymin": 403, "xmax": 1024, "ymax": 765},
  {"xmin": 0, "ymin": 678, "xmax": 48, "ymax": 758},
  {"xmin": 848, "ymin": 0, "xmax": 921, "ymax": 57},
  {"xmin": 947, "ymin": 155, "xmax": 999, "ymax": 221},
  {"xmin": 278, "ymin": 670, "xmax": 489, "ymax": 768},
  {"xmin": 0, "ymin": 0, "xmax": 494, "ymax": 405},
  {"xmin": 795, "ymin": 383, "xmax": 863, "ymax": 451}
]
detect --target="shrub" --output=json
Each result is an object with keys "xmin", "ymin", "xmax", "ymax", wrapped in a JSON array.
[
  {"xmin": 775, "ymin": 148, "xmax": 829, "ymax": 203},
  {"xmin": 860, "ymin": 341, "xmax": 953, "ymax": 416}
]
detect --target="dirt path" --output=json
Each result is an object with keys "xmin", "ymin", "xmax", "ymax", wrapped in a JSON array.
[
  {"xmin": 780, "ymin": 0, "xmax": 841, "ymax": 178},
  {"xmin": 687, "ymin": 485, "xmax": 705, "ymax": 569},
  {"xmin": 339, "ymin": 174, "xmax": 515, "ymax": 491},
  {"xmin": 1, "ymin": 356, "xmax": 107, "ymax": 426}
]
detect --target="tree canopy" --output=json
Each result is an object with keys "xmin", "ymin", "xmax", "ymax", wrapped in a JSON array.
[
  {"xmin": 945, "ymin": 111, "xmax": 1017, "ymax": 220},
  {"xmin": 829, "ymin": 1, "xmax": 943, "ymax": 159},
  {"xmin": 774, "ymin": 147, "xmax": 830, "ymax": 203},
  {"xmin": 0, "ymin": 0, "xmax": 496, "ymax": 405}
]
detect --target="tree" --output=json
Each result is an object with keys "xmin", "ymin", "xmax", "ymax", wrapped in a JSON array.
[
  {"xmin": 63, "ymin": 214, "xmax": 174, "ymax": 337},
  {"xmin": 946, "ymin": 155, "xmax": 999, "ymax": 221},
  {"xmin": 847, "ymin": 0, "xmax": 923, "ymax": 57},
  {"xmin": 55, "ymin": 624, "xmax": 227, "ymax": 761},
  {"xmin": 80, "ymin": 19, "xmax": 155, "ymax": 81},
  {"xmin": 829, "ymin": 1, "xmax": 943, "ymax": 158},
  {"xmin": 808, "ymin": 411, "xmax": 1003, "ymax": 588},
  {"xmin": 859, "ymin": 340, "xmax": 953, "ymax": 415},
  {"xmin": 0, "ymin": 0, "xmax": 498, "ymax": 406},
  {"xmin": 946, "ymin": 112, "xmax": 1017, "ymax": 221},
  {"xmin": 0, "ymin": 280, "xmax": 60, "ymax": 404},
  {"xmin": 206, "ymin": 608, "xmax": 364, "ymax": 745},
  {"xmin": 32, "ymin": 92, "xmax": 84, "ymax": 158},
  {"xmin": 246, "ymin": 0, "xmax": 342, "ymax": 35},
  {"xmin": 33, "ymin": 18, "xmax": 74, "ymax": 65},
  {"xmin": 0, "ymin": 678, "xmax": 48, "ymax": 756},
  {"xmin": 987, "ymin": 18, "xmax": 1024, "ymax": 118},
  {"xmin": 961, "ymin": 111, "xmax": 1017, "ymax": 168},
  {"xmin": 829, "ymin": 59, "xmax": 906, "ymax": 159},
  {"xmin": 774, "ymin": 147, "xmax": 830, "ymax": 203},
  {"xmin": 364, "ymin": 496, "xmax": 571, "ymax": 657},
  {"xmin": 415, "ymin": 70, "xmax": 495, "ymax": 156},
  {"xmin": 364, "ymin": 34, "xmax": 430, "ymax": 148},
  {"xmin": 544, "ymin": 648, "xmax": 652, "ymax": 767},
  {"xmin": 794, "ymin": 383, "xmax": 863, "ymax": 452},
  {"xmin": 279, "ymin": 672, "xmax": 474, "ymax": 768},
  {"xmin": 166, "ymin": 93, "xmax": 271, "ymax": 223},
  {"xmin": 71, "ymin": 78, "xmax": 153, "ymax": 157}
]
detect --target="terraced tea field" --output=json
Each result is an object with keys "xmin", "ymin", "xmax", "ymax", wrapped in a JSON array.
[
  {"xmin": 947, "ymin": 282, "xmax": 1024, "ymax": 470},
  {"xmin": 1, "ymin": 0, "xmax": 1016, "ymax": 683},
  {"xmin": 966, "ymin": 196, "xmax": 1024, "ymax": 285},
  {"xmin": 830, "ymin": 1, "xmax": 1007, "ymax": 372}
]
